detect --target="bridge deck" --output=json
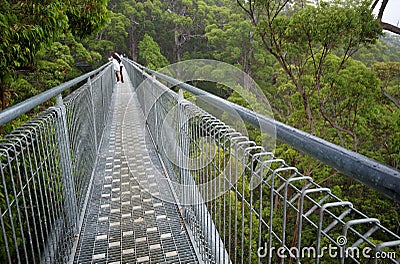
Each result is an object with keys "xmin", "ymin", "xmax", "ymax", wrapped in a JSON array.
[{"xmin": 73, "ymin": 73, "xmax": 200, "ymax": 263}]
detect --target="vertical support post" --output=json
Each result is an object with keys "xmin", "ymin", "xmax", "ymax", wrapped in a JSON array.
[
  {"xmin": 178, "ymin": 89, "xmax": 187, "ymax": 205},
  {"xmin": 102, "ymin": 73, "xmax": 106, "ymax": 125},
  {"xmin": 152, "ymin": 74, "xmax": 158, "ymax": 149},
  {"xmin": 55, "ymin": 94, "xmax": 78, "ymax": 231},
  {"xmin": 87, "ymin": 78, "xmax": 98, "ymax": 149}
]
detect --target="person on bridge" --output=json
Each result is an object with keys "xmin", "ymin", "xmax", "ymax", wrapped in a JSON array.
[
  {"xmin": 109, "ymin": 51, "xmax": 122, "ymax": 84},
  {"xmin": 114, "ymin": 52, "xmax": 124, "ymax": 83}
]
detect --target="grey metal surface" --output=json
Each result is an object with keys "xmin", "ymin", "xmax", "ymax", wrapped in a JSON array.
[
  {"xmin": 73, "ymin": 72, "xmax": 200, "ymax": 263},
  {"xmin": 124, "ymin": 59, "xmax": 400, "ymax": 264}
]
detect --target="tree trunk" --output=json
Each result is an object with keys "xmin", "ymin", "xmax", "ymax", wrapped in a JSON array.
[
  {"xmin": 382, "ymin": 86, "xmax": 400, "ymax": 108},
  {"xmin": 302, "ymin": 93, "xmax": 316, "ymax": 135},
  {"xmin": 0, "ymin": 82, "xmax": 5, "ymax": 134},
  {"xmin": 173, "ymin": 24, "xmax": 183, "ymax": 62},
  {"xmin": 372, "ymin": 0, "xmax": 400, "ymax": 35},
  {"xmin": 380, "ymin": 21, "xmax": 400, "ymax": 35},
  {"xmin": 130, "ymin": 22, "xmax": 138, "ymax": 61},
  {"xmin": 0, "ymin": 82, "xmax": 5, "ymax": 111}
]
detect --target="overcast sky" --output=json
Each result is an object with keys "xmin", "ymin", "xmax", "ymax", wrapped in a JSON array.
[{"xmin": 373, "ymin": 0, "xmax": 400, "ymax": 26}]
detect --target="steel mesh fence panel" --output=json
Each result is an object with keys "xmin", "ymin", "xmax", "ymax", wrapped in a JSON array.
[
  {"xmin": 125, "ymin": 59, "xmax": 400, "ymax": 264},
  {"xmin": 64, "ymin": 84, "xmax": 97, "ymax": 215},
  {"xmin": 0, "ymin": 65, "xmax": 114, "ymax": 263},
  {"xmin": 0, "ymin": 109, "xmax": 73, "ymax": 263}
]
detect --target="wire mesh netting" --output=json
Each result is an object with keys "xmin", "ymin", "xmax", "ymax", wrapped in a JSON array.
[
  {"xmin": 73, "ymin": 68, "xmax": 200, "ymax": 264},
  {"xmin": 125, "ymin": 59, "xmax": 400, "ymax": 264},
  {"xmin": 0, "ymin": 65, "xmax": 114, "ymax": 263}
]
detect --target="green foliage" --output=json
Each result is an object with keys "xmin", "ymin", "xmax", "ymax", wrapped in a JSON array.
[
  {"xmin": 0, "ymin": 0, "xmax": 109, "ymax": 111},
  {"xmin": 118, "ymin": 0, "xmax": 160, "ymax": 60},
  {"xmin": 353, "ymin": 35, "xmax": 400, "ymax": 66},
  {"xmin": 0, "ymin": 0, "xmax": 108, "ymax": 77},
  {"xmin": 62, "ymin": 33, "xmax": 103, "ymax": 70},
  {"xmin": 86, "ymin": 11, "xmax": 130, "ymax": 57},
  {"xmin": 26, "ymin": 42, "xmax": 73, "ymax": 89},
  {"xmin": 206, "ymin": 13, "xmax": 253, "ymax": 64},
  {"xmin": 0, "ymin": 0, "xmax": 68, "ymax": 82},
  {"xmin": 66, "ymin": 0, "xmax": 110, "ymax": 39},
  {"xmin": 1, "ymin": 36, "xmax": 101, "ymax": 134},
  {"xmin": 138, "ymin": 34, "xmax": 169, "ymax": 70},
  {"xmin": 259, "ymin": 0, "xmax": 382, "ymax": 59}
]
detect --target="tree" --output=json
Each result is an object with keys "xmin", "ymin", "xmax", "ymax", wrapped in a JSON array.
[
  {"xmin": 138, "ymin": 34, "xmax": 169, "ymax": 70},
  {"xmin": 119, "ymin": 0, "xmax": 149, "ymax": 60},
  {"xmin": 319, "ymin": 55, "xmax": 381, "ymax": 151},
  {"xmin": 67, "ymin": 0, "xmax": 110, "ymax": 39},
  {"xmin": 0, "ymin": 0, "xmax": 109, "ymax": 110},
  {"xmin": 206, "ymin": 4, "xmax": 256, "ymax": 74},
  {"xmin": 372, "ymin": 62, "xmax": 400, "ymax": 108},
  {"xmin": 237, "ymin": 0, "xmax": 382, "ymax": 135},
  {"xmin": 164, "ymin": 0, "xmax": 212, "ymax": 62},
  {"xmin": 86, "ymin": 11, "xmax": 130, "ymax": 58}
]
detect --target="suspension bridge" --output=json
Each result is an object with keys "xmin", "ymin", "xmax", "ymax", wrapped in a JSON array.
[{"xmin": 0, "ymin": 59, "xmax": 399, "ymax": 263}]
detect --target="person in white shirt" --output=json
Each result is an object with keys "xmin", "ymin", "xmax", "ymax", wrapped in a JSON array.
[
  {"xmin": 115, "ymin": 52, "xmax": 124, "ymax": 83},
  {"xmin": 109, "ymin": 51, "xmax": 122, "ymax": 83}
]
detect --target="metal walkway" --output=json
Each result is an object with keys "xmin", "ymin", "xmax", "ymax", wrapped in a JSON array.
[{"xmin": 73, "ymin": 74, "xmax": 200, "ymax": 263}]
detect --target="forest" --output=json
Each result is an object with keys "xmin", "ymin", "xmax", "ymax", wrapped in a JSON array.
[{"xmin": 1, "ymin": 0, "xmax": 399, "ymax": 241}]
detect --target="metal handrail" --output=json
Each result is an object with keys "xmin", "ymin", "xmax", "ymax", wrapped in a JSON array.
[
  {"xmin": 0, "ymin": 63, "xmax": 110, "ymax": 126},
  {"xmin": 127, "ymin": 59, "xmax": 400, "ymax": 202}
]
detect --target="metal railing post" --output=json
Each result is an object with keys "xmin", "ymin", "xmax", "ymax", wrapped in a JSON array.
[
  {"xmin": 55, "ymin": 94, "xmax": 78, "ymax": 231},
  {"xmin": 87, "ymin": 77, "xmax": 98, "ymax": 149},
  {"xmin": 178, "ymin": 89, "xmax": 185, "ymax": 205},
  {"xmin": 152, "ymin": 74, "xmax": 158, "ymax": 149}
]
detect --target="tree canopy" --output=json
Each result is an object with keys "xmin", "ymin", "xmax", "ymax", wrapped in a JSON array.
[{"xmin": 0, "ymin": 0, "xmax": 109, "ymax": 109}]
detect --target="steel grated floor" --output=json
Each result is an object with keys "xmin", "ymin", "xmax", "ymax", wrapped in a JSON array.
[{"xmin": 73, "ymin": 72, "xmax": 200, "ymax": 264}]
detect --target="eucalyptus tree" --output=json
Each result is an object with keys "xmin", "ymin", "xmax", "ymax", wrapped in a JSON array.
[
  {"xmin": 138, "ymin": 34, "xmax": 169, "ymax": 70},
  {"xmin": 87, "ymin": 11, "xmax": 130, "ymax": 58},
  {"xmin": 237, "ymin": 0, "xmax": 382, "ymax": 137},
  {"xmin": 0, "ymin": 0, "xmax": 109, "ymax": 110},
  {"xmin": 161, "ymin": 0, "xmax": 224, "ymax": 62},
  {"xmin": 206, "ymin": 3, "xmax": 256, "ymax": 73},
  {"xmin": 373, "ymin": 61, "xmax": 400, "ymax": 108},
  {"xmin": 119, "ymin": 0, "xmax": 151, "ymax": 60}
]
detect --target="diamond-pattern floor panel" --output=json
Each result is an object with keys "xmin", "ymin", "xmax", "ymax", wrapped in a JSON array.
[{"xmin": 73, "ymin": 73, "xmax": 199, "ymax": 264}]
